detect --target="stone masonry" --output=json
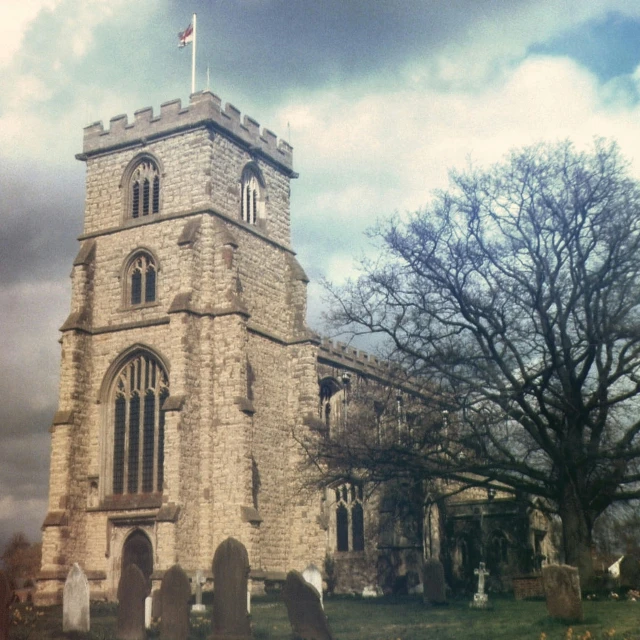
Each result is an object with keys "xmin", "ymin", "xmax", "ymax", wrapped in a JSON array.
[{"xmin": 37, "ymin": 91, "xmax": 326, "ymax": 604}]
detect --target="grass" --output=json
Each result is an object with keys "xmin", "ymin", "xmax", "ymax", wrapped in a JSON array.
[{"xmin": 8, "ymin": 594, "xmax": 640, "ymax": 639}]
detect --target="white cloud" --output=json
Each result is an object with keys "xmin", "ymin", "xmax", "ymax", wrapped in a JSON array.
[{"xmin": 0, "ymin": 0, "xmax": 60, "ymax": 67}]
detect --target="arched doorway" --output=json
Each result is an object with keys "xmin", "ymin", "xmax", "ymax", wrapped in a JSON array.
[{"xmin": 121, "ymin": 529, "xmax": 153, "ymax": 587}]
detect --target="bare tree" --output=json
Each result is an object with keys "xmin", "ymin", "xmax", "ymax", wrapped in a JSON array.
[
  {"xmin": 323, "ymin": 140, "xmax": 640, "ymax": 582},
  {"xmin": 1, "ymin": 532, "xmax": 41, "ymax": 588}
]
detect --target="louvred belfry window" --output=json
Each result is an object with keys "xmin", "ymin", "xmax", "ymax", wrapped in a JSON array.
[
  {"xmin": 240, "ymin": 166, "xmax": 264, "ymax": 225},
  {"xmin": 111, "ymin": 353, "xmax": 169, "ymax": 496},
  {"xmin": 130, "ymin": 160, "xmax": 160, "ymax": 219}
]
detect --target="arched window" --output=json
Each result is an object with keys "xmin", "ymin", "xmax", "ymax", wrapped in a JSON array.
[
  {"xmin": 334, "ymin": 482, "xmax": 364, "ymax": 552},
  {"xmin": 125, "ymin": 252, "xmax": 157, "ymax": 307},
  {"xmin": 240, "ymin": 165, "xmax": 264, "ymax": 225},
  {"xmin": 110, "ymin": 352, "xmax": 168, "ymax": 496},
  {"xmin": 129, "ymin": 159, "xmax": 160, "ymax": 219},
  {"xmin": 319, "ymin": 377, "xmax": 345, "ymax": 436}
]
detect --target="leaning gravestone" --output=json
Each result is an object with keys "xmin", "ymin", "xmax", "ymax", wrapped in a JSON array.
[
  {"xmin": 282, "ymin": 570, "xmax": 335, "ymax": 640},
  {"xmin": 211, "ymin": 537, "xmax": 252, "ymax": 640},
  {"xmin": 302, "ymin": 564, "xmax": 324, "ymax": 609},
  {"xmin": 160, "ymin": 564, "xmax": 191, "ymax": 640},
  {"xmin": 0, "ymin": 570, "xmax": 12, "ymax": 640},
  {"xmin": 117, "ymin": 563, "xmax": 149, "ymax": 640},
  {"xmin": 619, "ymin": 554, "xmax": 640, "ymax": 589},
  {"xmin": 423, "ymin": 558, "xmax": 447, "ymax": 605},
  {"xmin": 63, "ymin": 563, "xmax": 90, "ymax": 632},
  {"xmin": 542, "ymin": 564, "xmax": 583, "ymax": 622}
]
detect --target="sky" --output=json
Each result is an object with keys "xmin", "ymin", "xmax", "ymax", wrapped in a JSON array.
[{"xmin": 3, "ymin": 0, "xmax": 640, "ymax": 552}]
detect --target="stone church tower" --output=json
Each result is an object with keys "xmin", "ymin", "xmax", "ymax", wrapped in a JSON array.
[{"xmin": 37, "ymin": 92, "xmax": 327, "ymax": 603}]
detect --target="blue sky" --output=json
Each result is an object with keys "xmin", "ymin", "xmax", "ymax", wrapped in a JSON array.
[{"xmin": 2, "ymin": 0, "xmax": 640, "ymax": 550}]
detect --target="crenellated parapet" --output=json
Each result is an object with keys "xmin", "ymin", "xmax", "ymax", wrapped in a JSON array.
[
  {"xmin": 318, "ymin": 338, "xmax": 389, "ymax": 377},
  {"xmin": 79, "ymin": 91, "xmax": 294, "ymax": 173}
]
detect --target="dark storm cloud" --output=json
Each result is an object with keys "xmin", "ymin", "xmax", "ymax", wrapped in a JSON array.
[
  {"xmin": 0, "ymin": 162, "xmax": 83, "ymax": 286},
  {"xmin": 166, "ymin": 0, "xmax": 543, "ymax": 99}
]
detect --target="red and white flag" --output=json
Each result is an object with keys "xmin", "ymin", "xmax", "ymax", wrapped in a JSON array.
[{"xmin": 178, "ymin": 23, "xmax": 194, "ymax": 47}]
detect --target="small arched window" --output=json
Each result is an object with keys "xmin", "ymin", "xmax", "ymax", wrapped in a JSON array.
[
  {"xmin": 130, "ymin": 160, "xmax": 160, "ymax": 219},
  {"xmin": 319, "ymin": 377, "xmax": 345, "ymax": 437},
  {"xmin": 334, "ymin": 482, "xmax": 364, "ymax": 552},
  {"xmin": 240, "ymin": 165, "xmax": 264, "ymax": 225},
  {"xmin": 110, "ymin": 351, "xmax": 169, "ymax": 496},
  {"xmin": 126, "ymin": 252, "xmax": 157, "ymax": 307}
]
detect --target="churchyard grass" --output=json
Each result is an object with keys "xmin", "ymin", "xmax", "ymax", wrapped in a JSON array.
[{"xmin": 8, "ymin": 595, "xmax": 640, "ymax": 639}]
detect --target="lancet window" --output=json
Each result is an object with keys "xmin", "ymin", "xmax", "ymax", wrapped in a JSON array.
[
  {"xmin": 110, "ymin": 352, "xmax": 168, "ymax": 496},
  {"xmin": 335, "ymin": 483, "xmax": 365, "ymax": 552},
  {"xmin": 126, "ymin": 252, "xmax": 157, "ymax": 306},
  {"xmin": 130, "ymin": 160, "xmax": 160, "ymax": 219},
  {"xmin": 241, "ymin": 166, "xmax": 264, "ymax": 225}
]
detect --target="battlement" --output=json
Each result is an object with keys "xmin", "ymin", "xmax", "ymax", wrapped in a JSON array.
[
  {"xmin": 318, "ymin": 338, "xmax": 389, "ymax": 375},
  {"xmin": 81, "ymin": 91, "xmax": 294, "ymax": 172}
]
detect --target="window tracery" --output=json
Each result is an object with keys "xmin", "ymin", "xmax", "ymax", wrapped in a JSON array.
[
  {"xmin": 125, "ymin": 252, "xmax": 157, "ymax": 307},
  {"xmin": 240, "ymin": 165, "xmax": 264, "ymax": 225},
  {"xmin": 335, "ymin": 482, "xmax": 364, "ymax": 552},
  {"xmin": 110, "ymin": 352, "xmax": 168, "ymax": 496},
  {"xmin": 130, "ymin": 160, "xmax": 160, "ymax": 219}
]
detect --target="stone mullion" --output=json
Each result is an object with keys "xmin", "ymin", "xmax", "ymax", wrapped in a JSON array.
[{"xmin": 136, "ymin": 358, "xmax": 147, "ymax": 494}]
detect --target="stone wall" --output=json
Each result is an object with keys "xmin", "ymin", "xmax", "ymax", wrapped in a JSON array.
[{"xmin": 37, "ymin": 92, "xmax": 324, "ymax": 604}]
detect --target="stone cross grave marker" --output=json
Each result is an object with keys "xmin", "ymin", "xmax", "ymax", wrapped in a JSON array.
[
  {"xmin": 192, "ymin": 568, "xmax": 206, "ymax": 613},
  {"xmin": 0, "ymin": 570, "xmax": 13, "ymax": 640},
  {"xmin": 117, "ymin": 563, "xmax": 149, "ymax": 640},
  {"xmin": 542, "ymin": 564, "xmax": 583, "ymax": 622},
  {"xmin": 211, "ymin": 537, "xmax": 252, "ymax": 640},
  {"xmin": 282, "ymin": 570, "xmax": 335, "ymax": 640},
  {"xmin": 423, "ymin": 558, "xmax": 446, "ymax": 605},
  {"xmin": 160, "ymin": 564, "xmax": 191, "ymax": 640},
  {"xmin": 470, "ymin": 562, "xmax": 491, "ymax": 609},
  {"xmin": 302, "ymin": 564, "xmax": 324, "ymax": 609},
  {"xmin": 63, "ymin": 563, "xmax": 90, "ymax": 632}
]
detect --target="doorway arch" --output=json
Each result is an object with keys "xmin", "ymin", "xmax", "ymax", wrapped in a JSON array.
[{"xmin": 121, "ymin": 529, "xmax": 153, "ymax": 586}]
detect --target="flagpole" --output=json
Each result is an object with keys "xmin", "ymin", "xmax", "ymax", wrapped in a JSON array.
[{"xmin": 191, "ymin": 13, "xmax": 197, "ymax": 94}]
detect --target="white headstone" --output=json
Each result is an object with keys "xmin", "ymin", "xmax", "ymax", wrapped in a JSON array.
[
  {"xmin": 470, "ymin": 562, "xmax": 491, "ymax": 609},
  {"xmin": 145, "ymin": 596, "xmax": 152, "ymax": 629},
  {"xmin": 191, "ymin": 568, "xmax": 206, "ymax": 613},
  {"xmin": 302, "ymin": 564, "xmax": 323, "ymax": 609},
  {"xmin": 362, "ymin": 585, "xmax": 382, "ymax": 598},
  {"xmin": 63, "ymin": 563, "xmax": 90, "ymax": 632}
]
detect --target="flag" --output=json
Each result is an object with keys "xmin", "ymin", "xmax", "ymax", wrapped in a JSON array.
[{"xmin": 178, "ymin": 23, "xmax": 194, "ymax": 48}]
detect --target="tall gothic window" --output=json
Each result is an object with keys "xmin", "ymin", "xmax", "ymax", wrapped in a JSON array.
[
  {"xmin": 126, "ymin": 252, "xmax": 157, "ymax": 306},
  {"xmin": 240, "ymin": 166, "xmax": 264, "ymax": 225},
  {"xmin": 130, "ymin": 160, "xmax": 160, "ymax": 219},
  {"xmin": 111, "ymin": 352, "xmax": 168, "ymax": 496},
  {"xmin": 335, "ymin": 483, "xmax": 364, "ymax": 552}
]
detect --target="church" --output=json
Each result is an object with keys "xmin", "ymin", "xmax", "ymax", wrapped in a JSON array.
[{"xmin": 36, "ymin": 91, "xmax": 554, "ymax": 604}]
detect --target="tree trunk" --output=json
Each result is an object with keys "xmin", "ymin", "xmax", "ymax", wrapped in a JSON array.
[{"xmin": 559, "ymin": 483, "xmax": 594, "ymax": 586}]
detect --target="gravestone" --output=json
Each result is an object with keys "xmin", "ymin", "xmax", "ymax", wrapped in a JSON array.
[
  {"xmin": 145, "ymin": 596, "xmax": 152, "ymax": 629},
  {"xmin": 542, "ymin": 564, "xmax": 583, "ymax": 622},
  {"xmin": 302, "ymin": 564, "xmax": 324, "ymax": 608},
  {"xmin": 63, "ymin": 563, "xmax": 90, "ymax": 632},
  {"xmin": 0, "ymin": 571, "xmax": 12, "ymax": 640},
  {"xmin": 192, "ymin": 568, "xmax": 206, "ymax": 613},
  {"xmin": 619, "ymin": 554, "xmax": 640, "ymax": 588},
  {"xmin": 423, "ymin": 558, "xmax": 446, "ymax": 605},
  {"xmin": 160, "ymin": 564, "xmax": 191, "ymax": 640},
  {"xmin": 211, "ymin": 537, "xmax": 252, "ymax": 640},
  {"xmin": 470, "ymin": 562, "xmax": 491, "ymax": 609},
  {"xmin": 282, "ymin": 570, "xmax": 335, "ymax": 640},
  {"xmin": 117, "ymin": 563, "xmax": 149, "ymax": 640},
  {"xmin": 151, "ymin": 588, "xmax": 162, "ymax": 620}
]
